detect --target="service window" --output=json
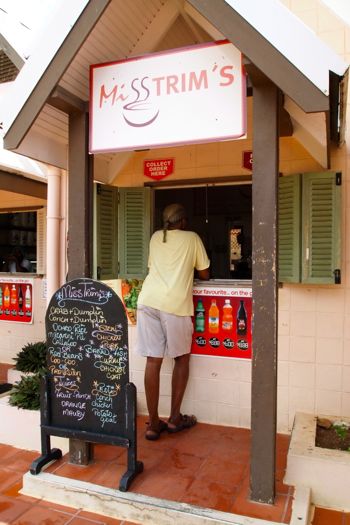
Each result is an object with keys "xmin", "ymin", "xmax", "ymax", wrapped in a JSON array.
[
  {"xmin": 94, "ymin": 172, "xmax": 341, "ymax": 285},
  {"xmin": 0, "ymin": 209, "xmax": 46, "ymax": 274}
]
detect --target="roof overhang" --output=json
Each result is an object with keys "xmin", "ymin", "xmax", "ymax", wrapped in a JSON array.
[
  {"xmin": 2, "ymin": 0, "xmax": 110, "ymax": 151},
  {"xmin": 1, "ymin": 0, "xmax": 348, "ymax": 171},
  {"xmin": 187, "ymin": 0, "xmax": 348, "ymax": 113}
]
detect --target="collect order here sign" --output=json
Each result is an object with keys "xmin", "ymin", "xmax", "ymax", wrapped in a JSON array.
[{"xmin": 90, "ymin": 40, "xmax": 246, "ymax": 153}]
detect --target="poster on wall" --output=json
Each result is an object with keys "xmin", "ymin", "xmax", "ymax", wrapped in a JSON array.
[
  {"xmin": 0, "ymin": 277, "xmax": 33, "ymax": 323},
  {"xmin": 192, "ymin": 285, "xmax": 252, "ymax": 359}
]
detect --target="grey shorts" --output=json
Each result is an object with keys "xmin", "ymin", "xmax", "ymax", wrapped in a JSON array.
[{"xmin": 136, "ymin": 304, "xmax": 193, "ymax": 358}]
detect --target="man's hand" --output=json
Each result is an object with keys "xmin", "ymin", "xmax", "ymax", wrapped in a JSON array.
[{"xmin": 197, "ymin": 267, "xmax": 209, "ymax": 280}]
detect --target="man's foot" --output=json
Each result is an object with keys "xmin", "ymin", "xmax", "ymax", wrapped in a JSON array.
[
  {"xmin": 167, "ymin": 414, "xmax": 197, "ymax": 433},
  {"xmin": 145, "ymin": 419, "xmax": 168, "ymax": 441}
]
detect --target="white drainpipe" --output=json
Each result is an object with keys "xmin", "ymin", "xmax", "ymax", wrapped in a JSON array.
[{"xmin": 46, "ymin": 167, "xmax": 61, "ymax": 304}]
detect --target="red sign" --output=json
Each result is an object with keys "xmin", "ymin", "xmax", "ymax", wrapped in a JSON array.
[
  {"xmin": 0, "ymin": 278, "xmax": 33, "ymax": 323},
  {"xmin": 191, "ymin": 286, "xmax": 252, "ymax": 359},
  {"xmin": 144, "ymin": 158, "xmax": 174, "ymax": 181},
  {"xmin": 242, "ymin": 150, "xmax": 253, "ymax": 170}
]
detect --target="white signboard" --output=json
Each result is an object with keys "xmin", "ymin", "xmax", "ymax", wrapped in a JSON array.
[{"xmin": 90, "ymin": 40, "xmax": 246, "ymax": 153}]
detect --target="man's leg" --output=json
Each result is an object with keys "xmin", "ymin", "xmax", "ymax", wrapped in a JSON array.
[
  {"xmin": 144, "ymin": 356, "xmax": 163, "ymax": 431},
  {"xmin": 168, "ymin": 353, "xmax": 190, "ymax": 425}
]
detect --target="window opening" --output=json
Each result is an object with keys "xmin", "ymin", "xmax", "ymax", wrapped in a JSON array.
[{"xmin": 0, "ymin": 212, "xmax": 37, "ymax": 273}]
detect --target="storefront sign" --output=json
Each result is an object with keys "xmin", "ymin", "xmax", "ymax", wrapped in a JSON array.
[
  {"xmin": 0, "ymin": 277, "xmax": 33, "ymax": 323},
  {"xmin": 90, "ymin": 40, "xmax": 246, "ymax": 153},
  {"xmin": 192, "ymin": 285, "xmax": 252, "ymax": 359},
  {"xmin": 242, "ymin": 150, "xmax": 253, "ymax": 170},
  {"xmin": 144, "ymin": 159, "xmax": 174, "ymax": 181}
]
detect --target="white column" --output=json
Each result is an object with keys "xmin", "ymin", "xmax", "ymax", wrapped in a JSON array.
[{"xmin": 47, "ymin": 168, "xmax": 62, "ymax": 303}]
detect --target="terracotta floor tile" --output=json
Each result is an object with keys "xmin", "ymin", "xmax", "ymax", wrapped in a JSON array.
[
  {"xmin": 68, "ymin": 519, "xmax": 117, "ymax": 525},
  {"xmin": 0, "ymin": 443, "xmax": 22, "ymax": 461},
  {"xmin": 311, "ymin": 507, "xmax": 344, "ymax": 525},
  {"xmin": 0, "ymin": 467, "xmax": 22, "ymax": 492},
  {"xmin": 0, "ymin": 494, "xmax": 32, "ymax": 522},
  {"xmin": 93, "ymin": 443, "xmax": 125, "ymax": 462},
  {"xmin": 231, "ymin": 484, "xmax": 288, "ymax": 522},
  {"xmin": 2, "ymin": 479, "xmax": 40, "ymax": 503},
  {"xmin": 137, "ymin": 444, "xmax": 168, "ymax": 470},
  {"xmin": 343, "ymin": 512, "xmax": 350, "ymax": 525},
  {"xmin": 156, "ymin": 449, "xmax": 204, "ymax": 477},
  {"xmin": 182, "ymin": 478, "xmax": 235, "ymax": 512},
  {"xmin": 131, "ymin": 470, "xmax": 194, "ymax": 501},
  {"xmin": 1, "ymin": 448, "xmax": 38, "ymax": 472},
  {"xmin": 77, "ymin": 508, "xmax": 130, "ymax": 524},
  {"xmin": 10, "ymin": 503, "xmax": 76, "ymax": 524},
  {"xmin": 90, "ymin": 461, "xmax": 131, "ymax": 490},
  {"xmin": 0, "ymin": 363, "xmax": 13, "ymax": 382},
  {"xmin": 275, "ymin": 468, "xmax": 293, "ymax": 495},
  {"xmin": 53, "ymin": 460, "xmax": 109, "ymax": 483},
  {"xmin": 168, "ymin": 433, "xmax": 217, "ymax": 457},
  {"xmin": 196, "ymin": 456, "xmax": 247, "ymax": 487},
  {"xmin": 43, "ymin": 455, "xmax": 68, "ymax": 474},
  {"xmin": 38, "ymin": 499, "xmax": 85, "ymax": 513}
]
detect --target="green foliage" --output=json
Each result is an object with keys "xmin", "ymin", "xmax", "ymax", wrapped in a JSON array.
[
  {"xmin": 9, "ymin": 374, "xmax": 41, "ymax": 410},
  {"xmin": 13, "ymin": 341, "xmax": 47, "ymax": 373},
  {"xmin": 333, "ymin": 423, "xmax": 348, "ymax": 440}
]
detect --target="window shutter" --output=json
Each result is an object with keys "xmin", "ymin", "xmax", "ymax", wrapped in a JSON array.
[
  {"xmin": 301, "ymin": 172, "xmax": 341, "ymax": 284},
  {"xmin": 94, "ymin": 184, "xmax": 118, "ymax": 280},
  {"xmin": 118, "ymin": 187, "xmax": 151, "ymax": 279},
  {"xmin": 278, "ymin": 175, "xmax": 301, "ymax": 283},
  {"xmin": 36, "ymin": 207, "xmax": 47, "ymax": 274}
]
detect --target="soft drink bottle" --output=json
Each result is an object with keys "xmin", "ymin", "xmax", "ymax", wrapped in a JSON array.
[
  {"xmin": 10, "ymin": 284, "xmax": 17, "ymax": 313},
  {"xmin": 222, "ymin": 299, "xmax": 233, "ymax": 331},
  {"xmin": 4, "ymin": 285, "xmax": 10, "ymax": 310},
  {"xmin": 195, "ymin": 299, "xmax": 205, "ymax": 332},
  {"xmin": 25, "ymin": 285, "xmax": 31, "ymax": 310},
  {"xmin": 208, "ymin": 299, "xmax": 219, "ymax": 334},
  {"xmin": 237, "ymin": 299, "xmax": 247, "ymax": 335}
]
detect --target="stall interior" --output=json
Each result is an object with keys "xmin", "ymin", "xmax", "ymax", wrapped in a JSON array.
[
  {"xmin": 154, "ymin": 184, "xmax": 252, "ymax": 280},
  {"xmin": 0, "ymin": 212, "xmax": 37, "ymax": 273}
]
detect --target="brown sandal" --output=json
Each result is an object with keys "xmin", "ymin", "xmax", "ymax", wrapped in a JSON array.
[
  {"xmin": 145, "ymin": 419, "xmax": 168, "ymax": 441},
  {"xmin": 167, "ymin": 414, "xmax": 197, "ymax": 433}
]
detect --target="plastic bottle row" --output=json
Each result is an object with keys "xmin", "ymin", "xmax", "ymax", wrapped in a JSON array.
[
  {"xmin": 0, "ymin": 284, "xmax": 32, "ymax": 314},
  {"xmin": 195, "ymin": 298, "xmax": 247, "ymax": 335}
]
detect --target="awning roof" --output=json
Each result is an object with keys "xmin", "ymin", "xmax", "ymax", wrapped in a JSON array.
[
  {"xmin": 225, "ymin": 0, "xmax": 347, "ymax": 95},
  {"xmin": 1, "ymin": 0, "xmax": 348, "ymax": 170}
]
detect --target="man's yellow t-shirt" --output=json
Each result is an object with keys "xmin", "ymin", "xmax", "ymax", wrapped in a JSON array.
[{"xmin": 137, "ymin": 230, "xmax": 210, "ymax": 316}]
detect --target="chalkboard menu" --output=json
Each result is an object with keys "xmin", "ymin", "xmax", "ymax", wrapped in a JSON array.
[
  {"xmin": 46, "ymin": 278, "xmax": 129, "ymax": 435},
  {"xmin": 31, "ymin": 278, "xmax": 142, "ymax": 491}
]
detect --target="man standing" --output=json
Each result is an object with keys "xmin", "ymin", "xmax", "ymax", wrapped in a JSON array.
[{"xmin": 136, "ymin": 203, "xmax": 210, "ymax": 440}]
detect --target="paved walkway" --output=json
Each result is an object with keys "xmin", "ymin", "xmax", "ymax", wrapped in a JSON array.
[{"xmin": 0, "ymin": 414, "xmax": 348, "ymax": 524}]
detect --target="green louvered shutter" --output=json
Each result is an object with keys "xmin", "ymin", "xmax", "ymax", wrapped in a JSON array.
[
  {"xmin": 118, "ymin": 187, "xmax": 151, "ymax": 279},
  {"xmin": 94, "ymin": 184, "xmax": 118, "ymax": 280},
  {"xmin": 301, "ymin": 172, "xmax": 341, "ymax": 284},
  {"xmin": 278, "ymin": 174, "xmax": 301, "ymax": 283}
]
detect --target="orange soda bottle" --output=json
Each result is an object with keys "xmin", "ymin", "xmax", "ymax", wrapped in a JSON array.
[
  {"xmin": 222, "ymin": 299, "xmax": 233, "ymax": 331},
  {"xmin": 3, "ymin": 285, "xmax": 10, "ymax": 309},
  {"xmin": 208, "ymin": 299, "xmax": 219, "ymax": 333}
]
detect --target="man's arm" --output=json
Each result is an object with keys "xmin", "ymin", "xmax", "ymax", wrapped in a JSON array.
[{"xmin": 197, "ymin": 267, "xmax": 209, "ymax": 280}]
